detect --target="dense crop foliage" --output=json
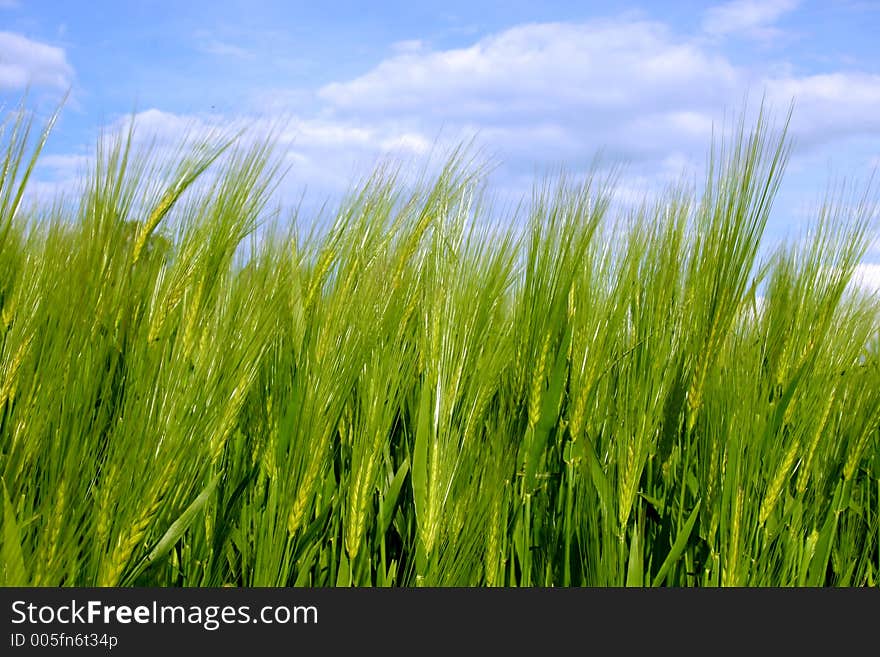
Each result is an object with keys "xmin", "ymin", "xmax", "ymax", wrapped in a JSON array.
[{"xmin": 1, "ymin": 103, "xmax": 878, "ymax": 586}]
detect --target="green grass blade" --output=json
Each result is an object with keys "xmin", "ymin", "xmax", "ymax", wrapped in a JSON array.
[
  {"xmin": 1, "ymin": 481, "xmax": 27, "ymax": 586},
  {"xmin": 652, "ymin": 499, "xmax": 701, "ymax": 587},
  {"xmin": 124, "ymin": 472, "xmax": 222, "ymax": 584},
  {"xmin": 379, "ymin": 459, "xmax": 410, "ymax": 538}
]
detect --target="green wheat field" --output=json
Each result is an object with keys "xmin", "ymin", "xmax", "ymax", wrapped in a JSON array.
[{"xmin": 1, "ymin": 102, "xmax": 878, "ymax": 587}]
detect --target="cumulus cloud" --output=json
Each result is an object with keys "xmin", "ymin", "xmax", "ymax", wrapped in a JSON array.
[
  {"xmin": 26, "ymin": 154, "xmax": 90, "ymax": 208},
  {"xmin": 701, "ymin": 0, "xmax": 799, "ymax": 39},
  {"xmin": 38, "ymin": 153, "xmax": 90, "ymax": 172},
  {"xmin": 0, "ymin": 31, "xmax": 73, "ymax": 90},
  {"xmin": 110, "ymin": 108, "xmax": 220, "ymax": 142},
  {"xmin": 198, "ymin": 39, "xmax": 253, "ymax": 59},
  {"xmin": 27, "ymin": 8, "xmax": 880, "ymax": 225},
  {"xmin": 320, "ymin": 20, "xmax": 738, "ymax": 120},
  {"xmin": 87, "ymin": 107, "xmax": 442, "ymax": 204},
  {"xmin": 315, "ymin": 18, "xmax": 746, "ymax": 180},
  {"xmin": 852, "ymin": 263, "xmax": 880, "ymax": 293},
  {"xmin": 309, "ymin": 15, "xmax": 880, "ymax": 176},
  {"xmin": 766, "ymin": 73, "xmax": 880, "ymax": 146},
  {"xmin": 193, "ymin": 31, "xmax": 254, "ymax": 60},
  {"xmin": 391, "ymin": 40, "xmax": 425, "ymax": 54}
]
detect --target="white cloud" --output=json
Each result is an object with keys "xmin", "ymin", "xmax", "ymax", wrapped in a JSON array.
[
  {"xmin": 38, "ymin": 153, "xmax": 90, "ymax": 172},
  {"xmin": 202, "ymin": 41, "xmax": 252, "ymax": 59},
  {"xmin": 279, "ymin": 118, "xmax": 374, "ymax": 148},
  {"xmin": 22, "ymin": 11, "xmax": 880, "ymax": 234},
  {"xmin": 0, "ymin": 31, "xmax": 73, "ymax": 91},
  {"xmin": 91, "ymin": 108, "xmax": 442, "ymax": 203},
  {"xmin": 701, "ymin": 0, "xmax": 799, "ymax": 39},
  {"xmin": 308, "ymin": 16, "xmax": 880, "ymax": 179},
  {"xmin": 764, "ymin": 73, "xmax": 880, "ymax": 149},
  {"xmin": 320, "ymin": 20, "xmax": 738, "ymax": 121},
  {"xmin": 25, "ymin": 155, "xmax": 89, "ymax": 208},
  {"xmin": 316, "ymin": 18, "xmax": 743, "ymax": 177},
  {"xmin": 852, "ymin": 263, "xmax": 880, "ymax": 293},
  {"xmin": 379, "ymin": 133, "xmax": 431, "ymax": 155},
  {"xmin": 391, "ymin": 40, "xmax": 425, "ymax": 54},
  {"xmin": 139, "ymin": 108, "xmax": 212, "ymax": 134},
  {"xmin": 195, "ymin": 34, "xmax": 253, "ymax": 60}
]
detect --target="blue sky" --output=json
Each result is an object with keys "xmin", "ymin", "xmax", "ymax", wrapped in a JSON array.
[{"xmin": 2, "ymin": 0, "xmax": 879, "ymax": 285}]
